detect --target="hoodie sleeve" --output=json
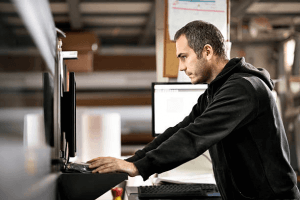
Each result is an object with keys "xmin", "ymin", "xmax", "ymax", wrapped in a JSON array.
[
  {"xmin": 134, "ymin": 77, "xmax": 259, "ymax": 180},
  {"xmin": 125, "ymin": 93, "xmax": 207, "ymax": 163}
]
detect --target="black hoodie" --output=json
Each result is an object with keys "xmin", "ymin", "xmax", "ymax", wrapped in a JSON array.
[{"xmin": 126, "ymin": 57, "xmax": 300, "ymax": 199}]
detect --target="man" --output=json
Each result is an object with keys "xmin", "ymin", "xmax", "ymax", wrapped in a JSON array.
[{"xmin": 88, "ymin": 20, "xmax": 300, "ymax": 199}]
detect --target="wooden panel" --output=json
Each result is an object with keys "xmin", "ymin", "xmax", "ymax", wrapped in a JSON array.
[
  {"xmin": 0, "ymin": 54, "xmax": 155, "ymax": 72},
  {"xmin": 93, "ymin": 55, "xmax": 156, "ymax": 71},
  {"xmin": 62, "ymin": 32, "xmax": 99, "ymax": 51},
  {"xmin": 121, "ymin": 133, "xmax": 153, "ymax": 145},
  {"xmin": 0, "ymin": 91, "xmax": 152, "ymax": 107},
  {"xmin": 76, "ymin": 92, "xmax": 152, "ymax": 106},
  {"xmin": 163, "ymin": 0, "xmax": 178, "ymax": 78}
]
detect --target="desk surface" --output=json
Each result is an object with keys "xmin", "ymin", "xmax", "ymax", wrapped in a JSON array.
[
  {"xmin": 58, "ymin": 173, "xmax": 128, "ymax": 200},
  {"xmin": 126, "ymin": 186, "xmax": 222, "ymax": 200}
]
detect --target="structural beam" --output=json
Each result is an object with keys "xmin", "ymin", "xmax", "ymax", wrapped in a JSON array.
[
  {"xmin": 231, "ymin": 0, "xmax": 259, "ymax": 18},
  {"xmin": 0, "ymin": 14, "xmax": 17, "ymax": 47},
  {"xmin": 138, "ymin": 1, "xmax": 155, "ymax": 46},
  {"xmin": 93, "ymin": 55, "xmax": 156, "ymax": 71},
  {"xmin": 66, "ymin": 0, "xmax": 82, "ymax": 30}
]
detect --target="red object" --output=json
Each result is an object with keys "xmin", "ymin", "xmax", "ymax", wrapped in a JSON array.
[{"xmin": 111, "ymin": 187, "xmax": 123, "ymax": 198}]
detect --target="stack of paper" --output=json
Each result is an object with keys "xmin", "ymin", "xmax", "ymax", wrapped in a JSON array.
[{"xmin": 154, "ymin": 174, "xmax": 216, "ymax": 185}]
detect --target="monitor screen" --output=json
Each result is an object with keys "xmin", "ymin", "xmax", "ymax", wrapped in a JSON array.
[
  {"xmin": 61, "ymin": 72, "xmax": 76, "ymax": 159},
  {"xmin": 68, "ymin": 72, "xmax": 76, "ymax": 158},
  {"xmin": 152, "ymin": 82, "xmax": 207, "ymax": 137}
]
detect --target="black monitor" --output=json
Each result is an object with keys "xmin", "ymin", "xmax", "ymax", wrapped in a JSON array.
[
  {"xmin": 152, "ymin": 82, "xmax": 207, "ymax": 137},
  {"xmin": 61, "ymin": 72, "xmax": 76, "ymax": 160},
  {"xmin": 43, "ymin": 72, "xmax": 54, "ymax": 147}
]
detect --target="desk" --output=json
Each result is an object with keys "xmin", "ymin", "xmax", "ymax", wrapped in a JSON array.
[
  {"xmin": 126, "ymin": 186, "xmax": 222, "ymax": 200},
  {"xmin": 57, "ymin": 172, "xmax": 128, "ymax": 200}
]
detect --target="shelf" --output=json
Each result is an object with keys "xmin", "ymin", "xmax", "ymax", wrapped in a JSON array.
[
  {"xmin": 77, "ymin": 92, "xmax": 152, "ymax": 106},
  {"xmin": 121, "ymin": 133, "xmax": 153, "ymax": 145}
]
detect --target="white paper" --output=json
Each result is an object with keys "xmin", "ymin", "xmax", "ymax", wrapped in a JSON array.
[
  {"xmin": 154, "ymin": 174, "xmax": 216, "ymax": 185},
  {"xmin": 168, "ymin": 0, "xmax": 227, "ymax": 41}
]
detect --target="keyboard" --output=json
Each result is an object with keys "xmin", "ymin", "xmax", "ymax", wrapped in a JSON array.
[
  {"xmin": 138, "ymin": 183, "xmax": 220, "ymax": 199},
  {"xmin": 63, "ymin": 162, "xmax": 93, "ymax": 173}
]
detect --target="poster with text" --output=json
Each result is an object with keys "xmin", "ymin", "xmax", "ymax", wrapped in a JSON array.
[{"xmin": 168, "ymin": 0, "xmax": 227, "ymax": 41}]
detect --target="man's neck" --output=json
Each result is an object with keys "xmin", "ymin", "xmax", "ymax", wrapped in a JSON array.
[{"xmin": 208, "ymin": 57, "xmax": 229, "ymax": 84}]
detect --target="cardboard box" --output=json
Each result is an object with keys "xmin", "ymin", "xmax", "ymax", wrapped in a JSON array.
[
  {"xmin": 62, "ymin": 32, "xmax": 99, "ymax": 72},
  {"xmin": 64, "ymin": 50, "xmax": 94, "ymax": 72},
  {"xmin": 62, "ymin": 32, "xmax": 99, "ymax": 51}
]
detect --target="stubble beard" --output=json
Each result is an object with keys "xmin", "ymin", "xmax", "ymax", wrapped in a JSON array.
[{"xmin": 193, "ymin": 58, "xmax": 211, "ymax": 84}]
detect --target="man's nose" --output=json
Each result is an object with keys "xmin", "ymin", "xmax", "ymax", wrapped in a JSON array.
[{"xmin": 178, "ymin": 61, "xmax": 186, "ymax": 71}]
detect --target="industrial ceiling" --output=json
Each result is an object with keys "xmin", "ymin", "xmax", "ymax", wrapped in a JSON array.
[{"xmin": 0, "ymin": 0, "xmax": 300, "ymax": 55}]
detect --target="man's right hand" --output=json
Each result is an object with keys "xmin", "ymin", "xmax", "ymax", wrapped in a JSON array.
[{"xmin": 87, "ymin": 156, "xmax": 139, "ymax": 177}]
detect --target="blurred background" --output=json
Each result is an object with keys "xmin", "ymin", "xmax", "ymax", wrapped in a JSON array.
[{"xmin": 1, "ymin": 0, "xmax": 300, "ymax": 199}]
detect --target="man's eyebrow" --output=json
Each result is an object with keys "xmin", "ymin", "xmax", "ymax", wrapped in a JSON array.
[{"xmin": 177, "ymin": 53, "xmax": 183, "ymax": 58}]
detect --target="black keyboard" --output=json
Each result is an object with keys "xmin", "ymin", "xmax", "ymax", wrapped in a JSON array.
[
  {"xmin": 63, "ymin": 162, "xmax": 93, "ymax": 173},
  {"xmin": 138, "ymin": 183, "xmax": 220, "ymax": 199}
]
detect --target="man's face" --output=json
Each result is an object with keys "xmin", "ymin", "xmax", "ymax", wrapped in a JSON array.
[{"xmin": 176, "ymin": 35, "xmax": 212, "ymax": 84}]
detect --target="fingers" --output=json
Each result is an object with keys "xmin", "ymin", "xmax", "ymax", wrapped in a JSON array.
[
  {"xmin": 86, "ymin": 158, "xmax": 97, "ymax": 163},
  {"xmin": 89, "ymin": 157, "xmax": 122, "ymax": 174},
  {"xmin": 92, "ymin": 163, "xmax": 116, "ymax": 174},
  {"xmin": 89, "ymin": 157, "xmax": 115, "ymax": 168},
  {"xmin": 86, "ymin": 157, "xmax": 106, "ymax": 163}
]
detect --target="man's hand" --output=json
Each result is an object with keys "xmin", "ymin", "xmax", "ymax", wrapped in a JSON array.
[{"xmin": 86, "ymin": 157, "xmax": 139, "ymax": 177}]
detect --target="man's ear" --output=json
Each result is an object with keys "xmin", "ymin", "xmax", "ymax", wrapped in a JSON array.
[{"xmin": 203, "ymin": 44, "xmax": 213, "ymax": 59}]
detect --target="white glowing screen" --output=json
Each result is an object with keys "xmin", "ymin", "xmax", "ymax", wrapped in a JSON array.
[{"xmin": 153, "ymin": 83, "xmax": 207, "ymax": 136}]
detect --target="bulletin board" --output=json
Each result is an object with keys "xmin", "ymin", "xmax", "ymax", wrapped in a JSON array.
[{"xmin": 163, "ymin": 0, "xmax": 230, "ymax": 78}]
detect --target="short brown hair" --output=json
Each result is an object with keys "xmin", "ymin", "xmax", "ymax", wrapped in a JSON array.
[{"xmin": 174, "ymin": 20, "xmax": 226, "ymax": 59}]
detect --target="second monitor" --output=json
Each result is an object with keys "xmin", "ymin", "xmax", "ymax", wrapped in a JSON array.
[
  {"xmin": 152, "ymin": 82, "xmax": 207, "ymax": 137},
  {"xmin": 61, "ymin": 72, "xmax": 76, "ymax": 159}
]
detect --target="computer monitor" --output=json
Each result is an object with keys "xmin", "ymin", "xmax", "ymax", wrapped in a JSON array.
[
  {"xmin": 61, "ymin": 72, "xmax": 76, "ymax": 159},
  {"xmin": 152, "ymin": 82, "xmax": 207, "ymax": 137}
]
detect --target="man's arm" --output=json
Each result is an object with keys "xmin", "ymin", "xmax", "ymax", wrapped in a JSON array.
[
  {"xmin": 86, "ymin": 93, "xmax": 206, "ymax": 175},
  {"xmin": 133, "ymin": 78, "xmax": 259, "ymax": 181},
  {"xmin": 125, "ymin": 94, "xmax": 206, "ymax": 163}
]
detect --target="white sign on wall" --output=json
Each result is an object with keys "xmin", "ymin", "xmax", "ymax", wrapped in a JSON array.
[{"xmin": 168, "ymin": 0, "xmax": 228, "ymax": 41}]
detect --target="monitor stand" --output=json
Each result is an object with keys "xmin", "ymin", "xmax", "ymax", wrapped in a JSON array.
[{"xmin": 57, "ymin": 172, "xmax": 128, "ymax": 200}]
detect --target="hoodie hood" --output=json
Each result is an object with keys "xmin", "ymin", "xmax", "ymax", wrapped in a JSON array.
[{"xmin": 210, "ymin": 57, "xmax": 274, "ymax": 91}]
